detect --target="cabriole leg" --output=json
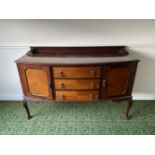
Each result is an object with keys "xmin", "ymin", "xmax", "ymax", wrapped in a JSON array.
[
  {"xmin": 23, "ymin": 99, "xmax": 32, "ymax": 119},
  {"xmin": 126, "ymin": 98, "xmax": 133, "ymax": 119}
]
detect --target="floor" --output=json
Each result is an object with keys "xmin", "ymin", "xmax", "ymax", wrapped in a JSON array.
[{"xmin": 0, "ymin": 100, "xmax": 155, "ymax": 135}]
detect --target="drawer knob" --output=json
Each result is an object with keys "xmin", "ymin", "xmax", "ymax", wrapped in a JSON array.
[
  {"xmin": 58, "ymin": 71, "xmax": 64, "ymax": 77},
  {"xmin": 90, "ymin": 93, "xmax": 95, "ymax": 100},
  {"xmin": 61, "ymin": 94, "xmax": 65, "ymax": 100},
  {"xmin": 90, "ymin": 82, "xmax": 96, "ymax": 89},
  {"xmin": 90, "ymin": 70, "xmax": 96, "ymax": 76},
  {"xmin": 60, "ymin": 83, "xmax": 65, "ymax": 89}
]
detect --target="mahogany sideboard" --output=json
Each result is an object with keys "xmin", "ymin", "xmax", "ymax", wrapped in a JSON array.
[{"xmin": 16, "ymin": 46, "xmax": 140, "ymax": 119}]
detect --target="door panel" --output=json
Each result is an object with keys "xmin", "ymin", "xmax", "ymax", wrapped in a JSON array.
[
  {"xmin": 17, "ymin": 64, "xmax": 52, "ymax": 100},
  {"xmin": 26, "ymin": 69, "xmax": 49, "ymax": 97},
  {"xmin": 104, "ymin": 63, "xmax": 130, "ymax": 98}
]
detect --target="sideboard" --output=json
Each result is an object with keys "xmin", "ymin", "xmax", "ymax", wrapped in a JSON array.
[{"xmin": 16, "ymin": 46, "xmax": 139, "ymax": 119}]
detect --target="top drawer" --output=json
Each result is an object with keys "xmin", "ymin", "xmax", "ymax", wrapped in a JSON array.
[{"xmin": 53, "ymin": 67, "xmax": 101, "ymax": 78}]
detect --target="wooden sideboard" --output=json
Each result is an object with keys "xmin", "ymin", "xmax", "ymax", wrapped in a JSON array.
[{"xmin": 16, "ymin": 46, "xmax": 139, "ymax": 119}]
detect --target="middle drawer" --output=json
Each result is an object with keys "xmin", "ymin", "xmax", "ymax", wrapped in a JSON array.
[{"xmin": 55, "ymin": 79, "xmax": 100, "ymax": 90}]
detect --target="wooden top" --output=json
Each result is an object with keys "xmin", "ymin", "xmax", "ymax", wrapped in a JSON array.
[
  {"xmin": 16, "ymin": 46, "xmax": 139, "ymax": 65},
  {"xmin": 16, "ymin": 54, "xmax": 139, "ymax": 65}
]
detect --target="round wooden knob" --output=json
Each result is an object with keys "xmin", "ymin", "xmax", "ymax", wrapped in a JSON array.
[
  {"xmin": 90, "ymin": 93, "xmax": 95, "ymax": 100},
  {"xmin": 90, "ymin": 82, "xmax": 95, "ymax": 89},
  {"xmin": 60, "ymin": 83, "xmax": 65, "ymax": 89},
  {"xmin": 90, "ymin": 70, "xmax": 96, "ymax": 76},
  {"xmin": 61, "ymin": 94, "xmax": 65, "ymax": 100},
  {"xmin": 59, "ymin": 71, "xmax": 64, "ymax": 77}
]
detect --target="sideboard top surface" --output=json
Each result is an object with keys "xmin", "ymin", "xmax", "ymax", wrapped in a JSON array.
[
  {"xmin": 16, "ymin": 55, "xmax": 139, "ymax": 65},
  {"xmin": 16, "ymin": 46, "xmax": 139, "ymax": 65}
]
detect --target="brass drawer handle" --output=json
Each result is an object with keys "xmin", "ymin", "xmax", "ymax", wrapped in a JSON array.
[
  {"xmin": 90, "ymin": 82, "xmax": 96, "ymax": 89},
  {"xmin": 60, "ymin": 83, "xmax": 65, "ymax": 89},
  {"xmin": 90, "ymin": 93, "xmax": 95, "ymax": 100},
  {"xmin": 58, "ymin": 71, "xmax": 64, "ymax": 77},
  {"xmin": 90, "ymin": 70, "xmax": 96, "ymax": 77}
]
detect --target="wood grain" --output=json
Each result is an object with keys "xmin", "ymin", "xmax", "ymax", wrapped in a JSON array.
[{"xmin": 26, "ymin": 69, "xmax": 49, "ymax": 97}]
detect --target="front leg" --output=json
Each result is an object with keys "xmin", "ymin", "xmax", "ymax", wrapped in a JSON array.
[
  {"xmin": 23, "ymin": 99, "xmax": 32, "ymax": 119},
  {"xmin": 126, "ymin": 97, "xmax": 133, "ymax": 119}
]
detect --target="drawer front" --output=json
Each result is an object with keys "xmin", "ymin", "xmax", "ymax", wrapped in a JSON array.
[
  {"xmin": 55, "ymin": 79, "xmax": 100, "ymax": 90},
  {"xmin": 53, "ymin": 67, "xmax": 101, "ymax": 78},
  {"xmin": 56, "ymin": 91, "xmax": 99, "ymax": 101}
]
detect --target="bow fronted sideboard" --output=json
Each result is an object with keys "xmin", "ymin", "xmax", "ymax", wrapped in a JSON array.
[{"xmin": 16, "ymin": 46, "xmax": 139, "ymax": 119}]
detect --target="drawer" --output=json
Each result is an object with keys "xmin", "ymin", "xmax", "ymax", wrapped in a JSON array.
[
  {"xmin": 53, "ymin": 67, "xmax": 101, "ymax": 78},
  {"xmin": 55, "ymin": 79, "xmax": 100, "ymax": 90},
  {"xmin": 56, "ymin": 91, "xmax": 99, "ymax": 101}
]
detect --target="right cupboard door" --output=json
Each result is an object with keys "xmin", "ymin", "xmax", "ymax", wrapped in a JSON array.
[{"xmin": 104, "ymin": 63, "xmax": 132, "ymax": 98}]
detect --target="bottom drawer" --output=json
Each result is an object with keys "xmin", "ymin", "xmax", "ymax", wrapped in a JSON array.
[{"xmin": 56, "ymin": 91, "xmax": 99, "ymax": 101}]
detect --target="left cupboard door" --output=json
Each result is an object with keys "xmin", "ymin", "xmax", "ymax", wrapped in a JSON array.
[{"xmin": 17, "ymin": 64, "xmax": 53, "ymax": 100}]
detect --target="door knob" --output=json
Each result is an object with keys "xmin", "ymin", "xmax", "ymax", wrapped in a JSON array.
[{"xmin": 48, "ymin": 83, "xmax": 52, "ymax": 88}]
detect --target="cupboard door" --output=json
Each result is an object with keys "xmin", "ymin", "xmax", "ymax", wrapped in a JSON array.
[
  {"xmin": 104, "ymin": 63, "xmax": 130, "ymax": 98},
  {"xmin": 17, "ymin": 64, "xmax": 52, "ymax": 100}
]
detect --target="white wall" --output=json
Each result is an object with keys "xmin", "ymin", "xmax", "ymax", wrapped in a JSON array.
[
  {"xmin": 0, "ymin": 47, "xmax": 29, "ymax": 100},
  {"xmin": 127, "ymin": 46, "xmax": 155, "ymax": 100},
  {"xmin": 0, "ymin": 19, "xmax": 155, "ymax": 46},
  {"xmin": 0, "ymin": 20, "xmax": 155, "ymax": 100}
]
